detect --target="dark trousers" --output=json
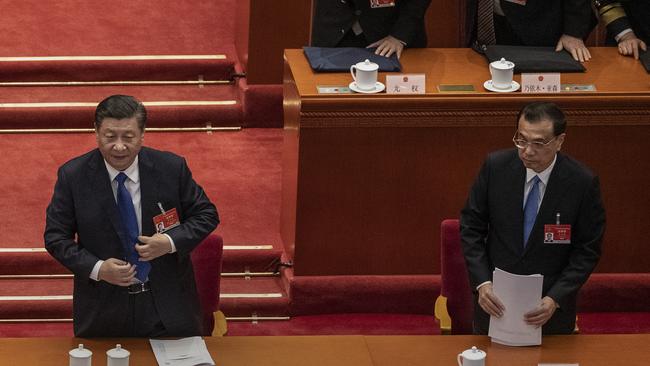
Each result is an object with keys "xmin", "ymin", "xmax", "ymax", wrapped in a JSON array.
[
  {"xmin": 127, "ymin": 290, "xmax": 166, "ymax": 337},
  {"xmin": 75, "ymin": 289, "xmax": 166, "ymax": 337}
]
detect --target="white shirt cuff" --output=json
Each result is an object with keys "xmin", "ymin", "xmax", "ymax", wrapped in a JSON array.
[
  {"xmin": 476, "ymin": 280, "xmax": 492, "ymax": 291},
  {"xmin": 615, "ymin": 28, "xmax": 633, "ymax": 42},
  {"xmin": 164, "ymin": 233, "xmax": 176, "ymax": 253},
  {"xmin": 90, "ymin": 260, "xmax": 104, "ymax": 281}
]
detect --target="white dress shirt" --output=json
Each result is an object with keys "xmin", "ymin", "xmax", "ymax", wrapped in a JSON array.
[
  {"xmin": 476, "ymin": 153, "xmax": 557, "ymax": 291},
  {"xmin": 90, "ymin": 157, "xmax": 176, "ymax": 281}
]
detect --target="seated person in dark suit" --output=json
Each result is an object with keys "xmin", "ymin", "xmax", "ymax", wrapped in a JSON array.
[
  {"xmin": 466, "ymin": 0, "xmax": 597, "ymax": 61},
  {"xmin": 594, "ymin": 0, "xmax": 649, "ymax": 59},
  {"xmin": 45, "ymin": 95, "xmax": 219, "ymax": 337},
  {"xmin": 311, "ymin": 0, "xmax": 432, "ymax": 58},
  {"xmin": 461, "ymin": 102, "xmax": 605, "ymax": 334}
]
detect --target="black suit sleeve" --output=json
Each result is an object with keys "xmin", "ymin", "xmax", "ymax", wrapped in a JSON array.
[
  {"xmin": 166, "ymin": 158, "xmax": 219, "ymax": 254},
  {"xmin": 44, "ymin": 167, "xmax": 100, "ymax": 278},
  {"xmin": 460, "ymin": 158, "xmax": 493, "ymax": 290},
  {"xmin": 390, "ymin": 0, "xmax": 432, "ymax": 46},
  {"xmin": 546, "ymin": 176, "xmax": 605, "ymax": 307},
  {"xmin": 563, "ymin": 0, "xmax": 597, "ymax": 39},
  {"xmin": 594, "ymin": 0, "xmax": 631, "ymax": 38}
]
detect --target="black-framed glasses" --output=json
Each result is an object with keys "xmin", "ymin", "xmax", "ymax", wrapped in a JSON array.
[{"xmin": 512, "ymin": 131, "xmax": 558, "ymax": 150}]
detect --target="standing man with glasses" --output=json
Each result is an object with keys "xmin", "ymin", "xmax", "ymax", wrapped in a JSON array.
[
  {"xmin": 460, "ymin": 102, "xmax": 605, "ymax": 334},
  {"xmin": 45, "ymin": 95, "xmax": 219, "ymax": 337}
]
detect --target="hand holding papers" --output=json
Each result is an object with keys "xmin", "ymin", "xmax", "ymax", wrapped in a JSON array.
[
  {"xmin": 488, "ymin": 268, "xmax": 543, "ymax": 346},
  {"xmin": 150, "ymin": 337, "xmax": 214, "ymax": 366}
]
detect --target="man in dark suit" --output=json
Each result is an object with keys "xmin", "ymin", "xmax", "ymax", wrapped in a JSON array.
[
  {"xmin": 461, "ymin": 102, "xmax": 605, "ymax": 334},
  {"xmin": 466, "ymin": 0, "xmax": 597, "ymax": 61},
  {"xmin": 45, "ymin": 95, "xmax": 219, "ymax": 337},
  {"xmin": 311, "ymin": 0, "xmax": 431, "ymax": 58},
  {"xmin": 594, "ymin": 0, "xmax": 649, "ymax": 59}
]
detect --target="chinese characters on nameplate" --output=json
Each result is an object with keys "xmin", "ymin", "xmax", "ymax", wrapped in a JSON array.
[
  {"xmin": 521, "ymin": 73, "xmax": 561, "ymax": 93},
  {"xmin": 386, "ymin": 74, "xmax": 426, "ymax": 94}
]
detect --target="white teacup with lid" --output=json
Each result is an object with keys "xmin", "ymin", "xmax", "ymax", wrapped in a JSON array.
[
  {"xmin": 107, "ymin": 344, "xmax": 130, "ymax": 366},
  {"xmin": 69, "ymin": 343, "xmax": 92, "ymax": 366},
  {"xmin": 350, "ymin": 59, "xmax": 379, "ymax": 91},
  {"xmin": 457, "ymin": 346, "xmax": 486, "ymax": 366},
  {"xmin": 489, "ymin": 57, "xmax": 515, "ymax": 89}
]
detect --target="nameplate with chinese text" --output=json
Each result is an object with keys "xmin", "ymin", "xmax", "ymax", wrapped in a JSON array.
[
  {"xmin": 521, "ymin": 73, "xmax": 561, "ymax": 93},
  {"xmin": 386, "ymin": 74, "xmax": 425, "ymax": 94}
]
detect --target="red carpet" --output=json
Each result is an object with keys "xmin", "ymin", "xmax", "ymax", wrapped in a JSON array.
[
  {"xmin": 227, "ymin": 314, "xmax": 441, "ymax": 336},
  {"xmin": 0, "ymin": 129, "xmax": 282, "ymax": 249},
  {"xmin": 0, "ymin": 1, "xmax": 235, "ymax": 56}
]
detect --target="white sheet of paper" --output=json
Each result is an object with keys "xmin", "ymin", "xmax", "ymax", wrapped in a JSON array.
[
  {"xmin": 488, "ymin": 268, "xmax": 543, "ymax": 346},
  {"xmin": 150, "ymin": 337, "xmax": 215, "ymax": 366}
]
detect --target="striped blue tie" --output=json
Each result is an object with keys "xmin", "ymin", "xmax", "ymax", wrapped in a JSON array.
[
  {"xmin": 116, "ymin": 172, "xmax": 150, "ymax": 282},
  {"xmin": 523, "ymin": 176, "xmax": 541, "ymax": 247}
]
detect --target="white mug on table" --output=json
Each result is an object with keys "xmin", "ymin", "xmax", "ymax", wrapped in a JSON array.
[
  {"xmin": 350, "ymin": 59, "xmax": 379, "ymax": 91},
  {"xmin": 457, "ymin": 346, "xmax": 486, "ymax": 366},
  {"xmin": 69, "ymin": 344, "xmax": 92, "ymax": 366},
  {"xmin": 489, "ymin": 58, "xmax": 515, "ymax": 89},
  {"xmin": 107, "ymin": 344, "xmax": 130, "ymax": 366}
]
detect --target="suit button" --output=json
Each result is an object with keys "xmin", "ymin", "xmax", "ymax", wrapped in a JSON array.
[
  {"xmin": 341, "ymin": 29, "xmax": 346, "ymax": 33},
  {"xmin": 340, "ymin": 0, "xmax": 346, "ymax": 3}
]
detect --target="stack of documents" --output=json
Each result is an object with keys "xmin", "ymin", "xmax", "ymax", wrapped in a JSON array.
[
  {"xmin": 150, "ymin": 336, "xmax": 215, "ymax": 366},
  {"xmin": 488, "ymin": 268, "xmax": 543, "ymax": 346}
]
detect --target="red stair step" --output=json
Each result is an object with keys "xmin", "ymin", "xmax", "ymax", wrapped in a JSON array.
[
  {"xmin": 219, "ymin": 277, "xmax": 289, "ymax": 318},
  {"xmin": 0, "ymin": 55, "xmax": 235, "ymax": 83},
  {"xmin": 0, "ymin": 84, "xmax": 241, "ymax": 129}
]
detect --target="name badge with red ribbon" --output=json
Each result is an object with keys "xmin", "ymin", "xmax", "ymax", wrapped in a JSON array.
[
  {"xmin": 370, "ymin": 0, "xmax": 396, "ymax": 8},
  {"xmin": 153, "ymin": 203, "xmax": 180, "ymax": 234},
  {"xmin": 544, "ymin": 224, "xmax": 571, "ymax": 244}
]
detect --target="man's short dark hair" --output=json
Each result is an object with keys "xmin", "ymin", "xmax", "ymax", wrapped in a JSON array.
[
  {"xmin": 516, "ymin": 102, "xmax": 566, "ymax": 136},
  {"xmin": 94, "ymin": 95, "xmax": 147, "ymax": 131}
]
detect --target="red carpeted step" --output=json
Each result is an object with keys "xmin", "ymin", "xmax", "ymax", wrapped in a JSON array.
[
  {"xmin": 0, "ymin": 84, "xmax": 241, "ymax": 129},
  {"xmin": 0, "ymin": 278, "xmax": 72, "ymax": 319},
  {"xmin": 578, "ymin": 312, "xmax": 650, "ymax": 334},
  {"xmin": 219, "ymin": 277, "xmax": 289, "ymax": 318},
  {"xmin": 0, "ymin": 55, "xmax": 235, "ymax": 83},
  {"xmin": 0, "ymin": 252, "xmax": 69, "ymax": 275},
  {"xmin": 0, "ymin": 249, "xmax": 284, "ymax": 276},
  {"xmin": 221, "ymin": 248, "xmax": 284, "ymax": 273},
  {"xmin": 289, "ymin": 275, "xmax": 441, "ymax": 316},
  {"xmin": 0, "ymin": 322, "xmax": 73, "ymax": 338},
  {"xmin": 226, "ymin": 314, "xmax": 441, "ymax": 336}
]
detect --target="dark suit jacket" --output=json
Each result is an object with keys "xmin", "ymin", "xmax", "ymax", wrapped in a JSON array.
[
  {"xmin": 466, "ymin": 0, "xmax": 596, "ymax": 46},
  {"xmin": 44, "ymin": 147, "xmax": 219, "ymax": 337},
  {"xmin": 311, "ymin": 0, "xmax": 431, "ymax": 48},
  {"xmin": 460, "ymin": 149, "xmax": 605, "ymax": 334}
]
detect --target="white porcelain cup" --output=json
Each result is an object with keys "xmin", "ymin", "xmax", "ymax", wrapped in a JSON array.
[
  {"xmin": 350, "ymin": 59, "xmax": 379, "ymax": 91},
  {"xmin": 69, "ymin": 344, "xmax": 92, "ymax": 366},
  {"xmin": 489, "ymin": 57, "xmax": 515, "ymax": 89},
  {"xmin": 107, "ymin": 344, "xmax": 130, "ymax": 366},
  {"xmin": 457, "ymin": 346, "xmax": 486, "ymax": 366}
]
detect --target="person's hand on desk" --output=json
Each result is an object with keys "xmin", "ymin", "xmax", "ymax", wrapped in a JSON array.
[
  {"xmin": 136, "ymin": 233, "xmax": 172, "ymax": 261},
  {"xmin": 555, "ymin": 34, "xmax": 591, "ymax": 62},
  {"xmin": 524, "ymin": 296, "xmax": 558, "ymax": 327},
  {"xmin": 478, "ymin": 283, "xmax": 505, "ymax": 318},
  {"xmin": 617, "ymin": 32, "xmax": 647, "ymax": 60},
  {"xmin": 98, "ymin": 258, "xmax": 136, "ymax": 286},
  {"xmin": 367, "ymin": 35, "xmax": 405, "ymax": 58}
]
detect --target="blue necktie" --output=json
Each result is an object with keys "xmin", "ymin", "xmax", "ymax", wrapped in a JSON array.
[
  {"xmin": 523, "ymin": 176, "xmax": 541, "ymax": 247},
  {"xmin": 116, "ymin": 172, "xmax": 150, "ymax": 282}
]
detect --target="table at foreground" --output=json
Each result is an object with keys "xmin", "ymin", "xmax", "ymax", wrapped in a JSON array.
[{"xmin": 1, "ymin": 334, "xmax": 648, "ymax": 365}]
